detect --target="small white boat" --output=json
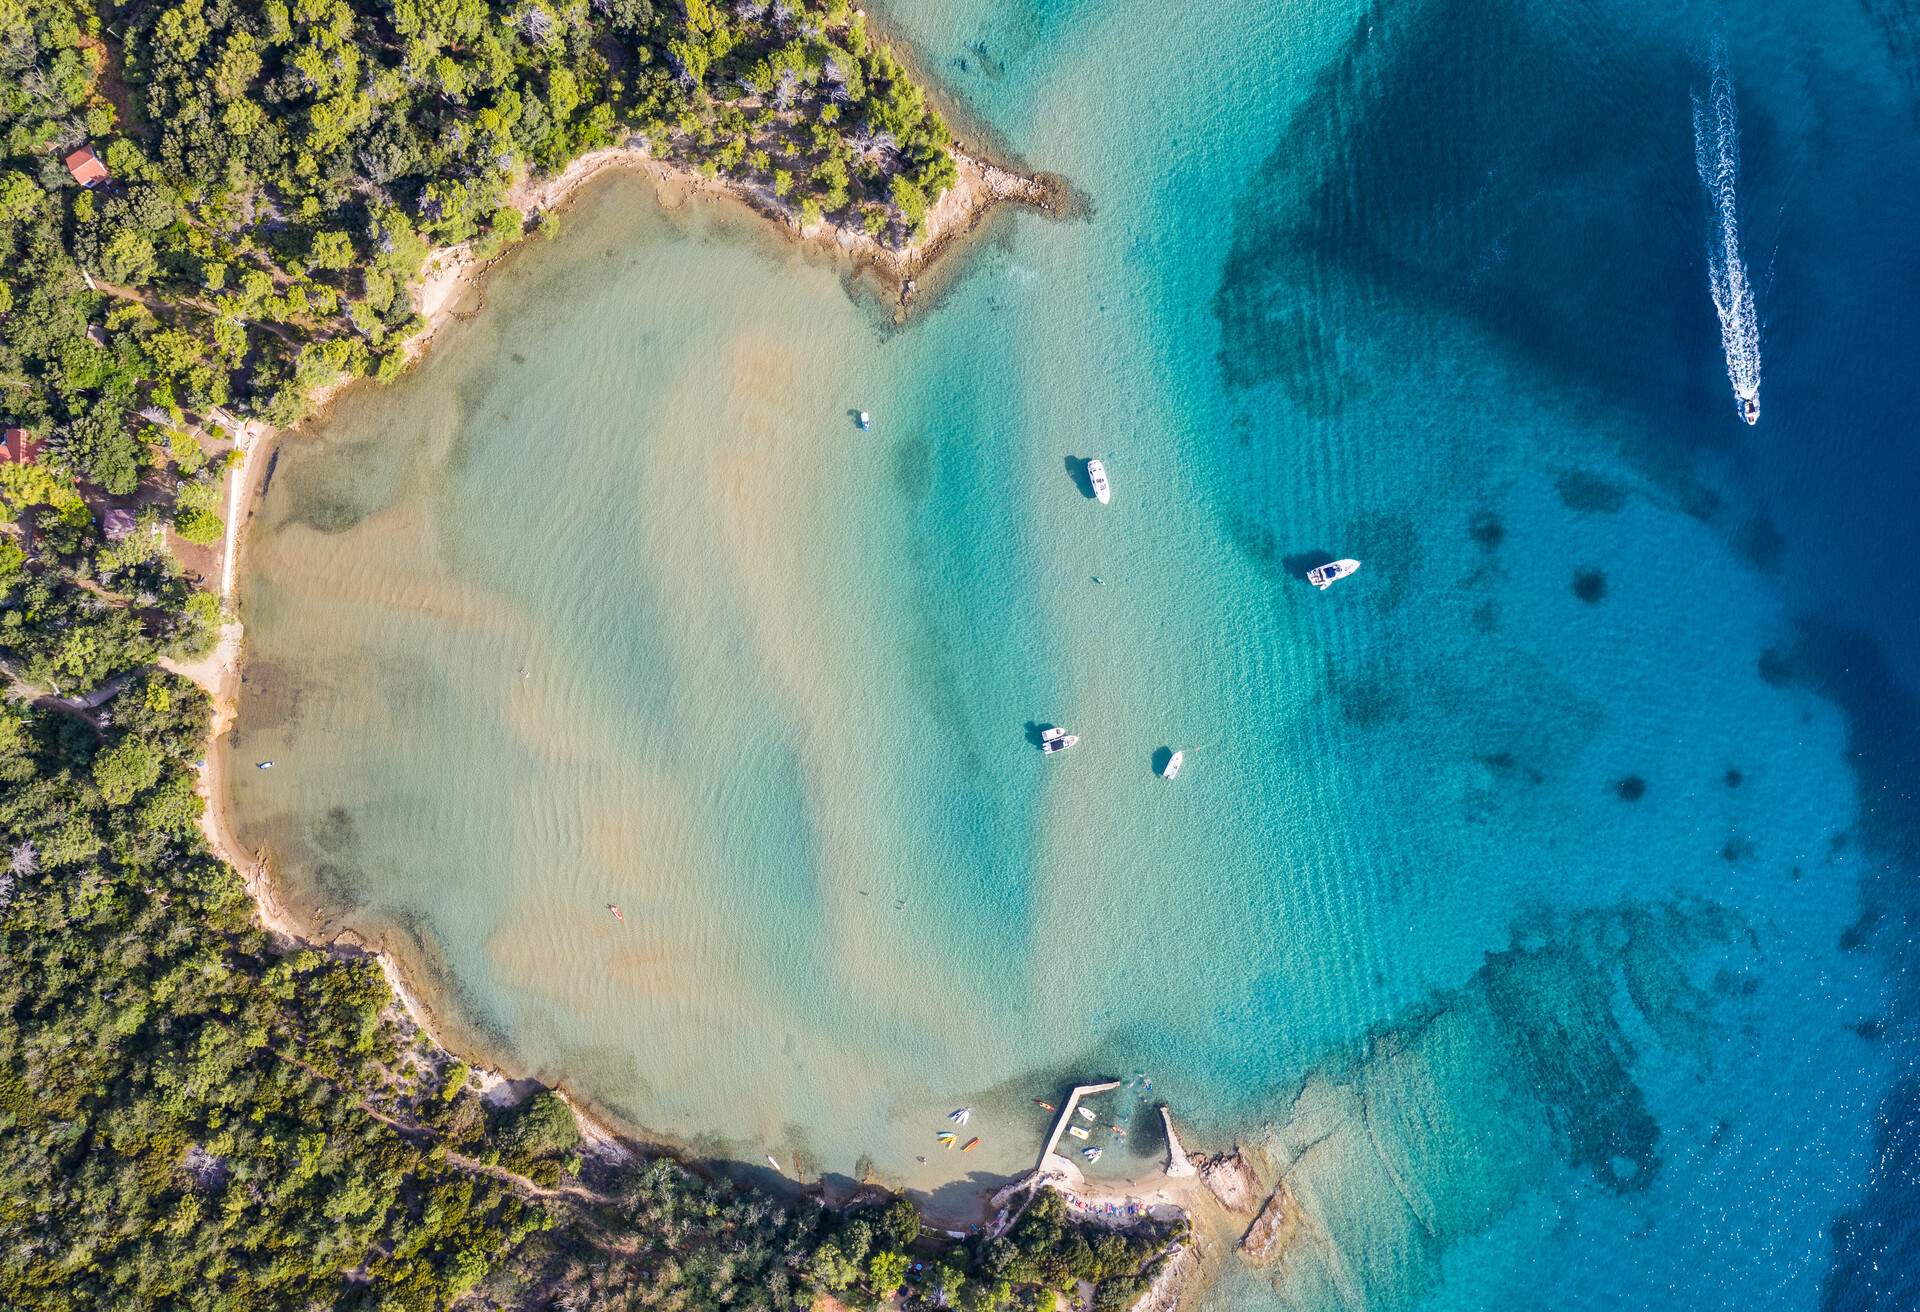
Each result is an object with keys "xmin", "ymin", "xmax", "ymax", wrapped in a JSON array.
[
  {"xmin": 1086, "ymin": 458, "xmax": 1111, "ymax": 505},
  {"xmin": 1078, "ymin": 1106, "xmax": 1097, "ymax": 1123},
  {"xmin": 1040, "ymin": 726, "xmax": 1067, "ymax": 743},
  {"xmin": 1741, "ymin": 395, "xmax": 1759, "ymax": 425},
  {"xmin": 856, "ymin": 411, "xmax": 871, "ymax": 430},
  {"xmin": 1306, "ymin": 558, "xmax": 1361, "ymax": 590},
  {"xmin": 256, "ymin": 760, "xmax": 274, "ymax": 770},
  {"xmin": 1082, "ymin": 1146, "xmax": 1103, "ymax": 1162},
  {"xmin": 949, "ymin": 1107, "xmax": 972, "ymax": 1125},
  {"xmin": 1068, "ymin": 1125, "xmax": 1091, "ymax": 1141},
  {"xmin": 767, "ymin": 1155, "xmax": 783, "ymax": 1173},
  {"xmin": 1162, "ymin": 750, "xmax": 1184, "ymax": 781},
  {"xmin": 1041, "ymin": 734, "xmax": 1079, "ymax": 755}
]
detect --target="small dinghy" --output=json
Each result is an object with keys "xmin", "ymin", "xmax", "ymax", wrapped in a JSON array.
[
  {"xmin": 608, "ymin": 904, "xmax": 625, "ymax": 924},
  {"xmin": 1162, "ymin": 750, "xmax": 1184, "ymax": 780}
]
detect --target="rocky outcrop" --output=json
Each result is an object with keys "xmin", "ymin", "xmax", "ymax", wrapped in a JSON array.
[
  {"xmin": 1238, "ymin": 1183, "xmax": 1297, "ymax": 1265},
  {"xmin": 1195, "ymin": 1150, "xmax": 1260, "ymax": 1213}
]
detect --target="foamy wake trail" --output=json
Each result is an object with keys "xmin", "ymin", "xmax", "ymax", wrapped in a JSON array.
[{"xmin": 1693, "ymin": 39, "xmax": 1761, "ymax": 415}]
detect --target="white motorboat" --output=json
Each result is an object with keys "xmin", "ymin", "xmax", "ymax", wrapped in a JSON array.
[
  {"xmin": 1041, "ymin": 734, "xmax": 1079, "ymax": 755},
  {"xmin": 1040, "ymin": 726, "xmax": 1066, "ymax": 743},
  {"xmin": 1306, "ymin": 558, "xmax": 1361, "ymax": 590},
  {"xmin": 1086, "ymin": 458, "xmax": 1111, "ymax": 505},
  {"xmin": 856, "ymin": 411, "xmax": 871, "ymax": 429},
  {"xmin": 1741, "ymin": 395, "xmax": 1759, "ymax": 425},
  {"xmin": 1162, "ymin": 750, "xmax": 1183, "ymax": 780}
]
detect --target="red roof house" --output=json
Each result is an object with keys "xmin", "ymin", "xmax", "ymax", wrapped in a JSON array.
[
  {"xmin": 1, "ymin": 428, "xmax": 43, "ymax": 463},
  {"xmin": 64, "ymin": 146, "xmax": 108, "ymax": 187}
]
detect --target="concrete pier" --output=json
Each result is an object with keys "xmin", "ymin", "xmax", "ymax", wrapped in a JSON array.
[
  {"xmin": 1037, "ymin": 1079, "xmax": 1123, "ymax": 1181},
  {"xmin": 1159, "ymin": 1105, "xmax": 1195, "ymax": 1178}
]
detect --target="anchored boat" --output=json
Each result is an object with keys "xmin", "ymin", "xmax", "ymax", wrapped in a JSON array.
[
  {"xmin": 1041, "ymin": 728, "xmax": 1079, "ymax": 755},
  {"xmin": 1162, "ymin": 750, "xmax": 1184, "ymax": 780},
  {"xmin": 1306, "ymin": 558, "xmax": 1361, "ymax": 590},
  {"xmin": 1086, "ymin": 458, "xmax": 1111, "ymax": 505}
]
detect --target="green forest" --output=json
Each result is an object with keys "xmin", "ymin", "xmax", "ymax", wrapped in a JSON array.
[{"xmin": 0, "ymin": 1, "xmax": 1174, "ymax": 1308}]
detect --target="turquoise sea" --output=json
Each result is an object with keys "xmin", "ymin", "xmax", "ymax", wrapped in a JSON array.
[{"xmin": 229, "ymin": 0, "xmax": 1920, "ymax": 1308}]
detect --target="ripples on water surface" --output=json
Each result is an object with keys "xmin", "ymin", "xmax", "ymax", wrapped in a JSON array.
[{"xmin": 233, "ymin": 0, "xmax": 1920, "ymax": 1308}]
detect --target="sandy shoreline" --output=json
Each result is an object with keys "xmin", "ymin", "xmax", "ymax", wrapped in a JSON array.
[{"xmin": 405, "ymin": 136, "xmax": 1060, "ymax": 342}]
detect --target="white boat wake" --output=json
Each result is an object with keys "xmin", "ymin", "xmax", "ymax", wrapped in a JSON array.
[{"xmin": 1693, "ymin": 39, "xmax": 1762, "ymax": 423}]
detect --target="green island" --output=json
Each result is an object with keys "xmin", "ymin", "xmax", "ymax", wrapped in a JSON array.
[{"xmin": 0, "ymin": 1, "xmax": 1165, "ymax": 1308}]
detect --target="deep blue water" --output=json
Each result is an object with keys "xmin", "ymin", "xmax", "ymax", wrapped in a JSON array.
[{"xmin": 885, "ymin": 0, "xmax": 1920, "ymax": 1306}]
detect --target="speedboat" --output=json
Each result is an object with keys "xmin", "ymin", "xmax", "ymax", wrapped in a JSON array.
[
  {"xmin": 1741, "ymin": 395, "xmax": 1759, "ymax": 425},
  {"xmin": 1306, "ymin": 558, "xmax": 1361, "ymax": 590},
  {"xmin": 1086, "ymin": 458, "xmax": 1112, "ymax": 505},
  {"xmin": 949, "ymin": 1108, "xmax": 972, "ymax": 1125},
  {"xmin": 1041, "ymin": 734, "xmax": 1079, "ymax": 754},
  {"xmin": 608, "ymin": 904, "xmax": 625, "ymax": 924},
  {"xmin": 856, "ymin": 411, "xmax": 871, "ymax": 430},
  {"xmin": 1162, "ymin": 750, "xmax": 1183, "ymax": 780},
  {"xmin": 1082, "ymin": 1146, "xmax": 1102, "ymax": 1162},
  {"xmin": 1040, "ymin": 726, "xmax": 1066, "ymax": 743}
]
